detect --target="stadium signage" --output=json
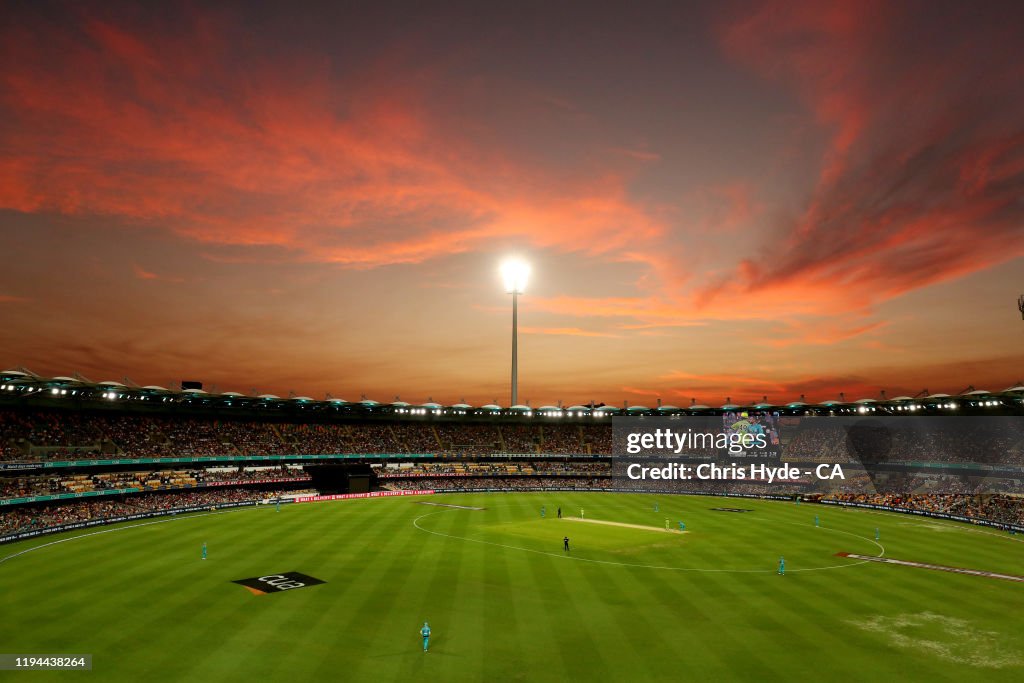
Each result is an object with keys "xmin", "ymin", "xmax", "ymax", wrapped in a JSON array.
[
  {"xmin": 232, "ymin": 572, "xmax": 326, "ymax": 595},
  {"xmin": 0, "ymin": 453, "xmax": 436, "ymax": 471},
  {"xmin": 205, "ymin": 477, "xmax": 309, "ymax": 487},
  {"xmin": 293, "ymin": 490, "xmax": 435, "ymax": 503},
  {"xmin": 0, "ymin": 479, "xmax": 310, "ymax": 507},
  {"xmin": 0, "ymin": 487, "xmax": 140, "ymax": 506}
]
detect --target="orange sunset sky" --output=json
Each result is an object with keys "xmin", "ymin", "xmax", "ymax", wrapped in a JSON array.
[{"xmin": 1, "ymin": 0, "xmax": 1023, "ymax": 406}]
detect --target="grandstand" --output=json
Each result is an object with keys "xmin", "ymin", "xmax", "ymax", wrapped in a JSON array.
[
  {"xmin": 3, "ymin": 369, "xmax": 1024, "ymax": 683},
  {"xmin": 3, "ymin": 370, "xmax": 1024, "ymax": 542}
]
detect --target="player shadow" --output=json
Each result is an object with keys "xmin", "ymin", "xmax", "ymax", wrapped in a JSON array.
[{"xmin": 367, "ymin": 642, "xmax": 458, "ymax": 659}]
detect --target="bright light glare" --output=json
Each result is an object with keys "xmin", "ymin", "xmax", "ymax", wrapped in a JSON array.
[{"xmin": 500, "ymin": 258, "xmax": 530, "ymax": 294}]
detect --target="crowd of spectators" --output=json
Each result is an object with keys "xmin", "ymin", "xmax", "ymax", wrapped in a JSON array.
[
  {"xmin": 499, "ymin": 424, "xmax": 539, "ymax": 453},
  {"xmin": 3, "ymin": 409, "xmax": 1023, "ymax": 466},
  {"xmin": 90, "ymin": 415, "xmax": 170, "ymax": 457},
  {"xmin": 277, "ymin": 423, "xmax": 350, "ymax": 453},
  {"xmin": 0, "ymin": 466, "xmax": 309, "ymax": 500},
  {"xmin": 344, "ymin": 423, "xmax": 396, "ymax": 452},
  {"xmin": 0, "ymin": 487, "xmax": 315, "ymax": 537},
  {"xmin": 581, "ymin": 425, "xmax": 611, "ymax": 454},
  {"xmin": 435, "ymin": 424, "xmax": 500, "ymax": 456},
  {"xmin": 0, "ymin": 410, "xmax": 621, "ymax": 459},
  {"xmin": 373, "ymin": 461, "xmax": 610, "ymax": 478},
  {"xmin": 540, "ymin": 425, "xmax": 585, "ymax": 453},
  {"xmin": 822, "ymin": 492, "xmax": 1024, "ymax": 526},
  {"xmin": 382, "ymin": 477, "xmax": 612, "ymax": 492},
  {"xmin": 782, "ymin": 421, "xmax": 1024, "ymax": 464}
]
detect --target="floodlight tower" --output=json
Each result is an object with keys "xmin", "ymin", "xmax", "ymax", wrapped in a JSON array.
[{"xmin": 501, "ymin": 259, "xmax": 531, "ymax": 406}]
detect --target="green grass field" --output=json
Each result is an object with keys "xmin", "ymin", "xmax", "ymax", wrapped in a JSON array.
[{"xmin": 2, "ymin": 492, "xmax": 1023, "ymax": 682}]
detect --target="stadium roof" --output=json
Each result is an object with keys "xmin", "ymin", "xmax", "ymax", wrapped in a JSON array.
[{"xmin": 2, "ymin": 370, "xmax": 1022, "ymax": 418}]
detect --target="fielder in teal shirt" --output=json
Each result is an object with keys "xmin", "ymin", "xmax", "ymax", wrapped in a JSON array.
[
  {"xmin": 421, "ymin": 622, "xmax": 431, "ymax": 652},
  {"xmin": 778, "ymin": 556, "xmax": 785, "ymax": 575}
]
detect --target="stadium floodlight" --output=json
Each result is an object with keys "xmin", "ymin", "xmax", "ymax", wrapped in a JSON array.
[
  {"xmin": 501, "ymin": 259, "xmax": 530, "ymax": 295},
  {"xmin": 500, "ymin": 258, "xmax": 531, "ymax": 406}
]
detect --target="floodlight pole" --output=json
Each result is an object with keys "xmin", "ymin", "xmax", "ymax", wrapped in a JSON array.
[
  {"xmin": 501, "ymin": 258, "xmax": 529, "ymax": 406},
  {"xmin": 511, "ymin": 289, "xmax": 519, "ymax": 406}
]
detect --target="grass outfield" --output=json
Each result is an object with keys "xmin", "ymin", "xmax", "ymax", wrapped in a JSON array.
[{"xmin": 2, "ymin": 492, "xmax": 1024, "ymax": 682}]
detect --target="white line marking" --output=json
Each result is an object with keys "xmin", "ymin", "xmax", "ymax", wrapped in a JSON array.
[{"xmin": 562, "ymin": 517, "xmax": 686, "ymax": 533}]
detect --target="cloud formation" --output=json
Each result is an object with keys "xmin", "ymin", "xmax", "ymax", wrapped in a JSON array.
[
  {"xmin": 1, "ymin": 1, "xmax": 1022, "ymax": 402},
  {"xmin": 713, "ymin": 0, "xmax": 1024, "ymax": 309}
]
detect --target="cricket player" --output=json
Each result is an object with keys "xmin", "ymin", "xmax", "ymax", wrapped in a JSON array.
[
  {"xmin": 557, "ymin": 507, "xmax": 562, "ymax": 519},
  {"xmin": 814, "ymin": 515, "xmax": 819, "ymax": 527},
  {"xmin": 580, "ymin": 508, "xmax": 584, "ymax": 519},
  {"xmin": 875, "ymin": 528, "xmax": 879, "ymax": 541},
  {"xmin": 276, "ymin": 498, "xmax": 281, "ymax": 512},
  {"xmin": 421, "ymin": 622, "xmax": 431, "ymax": 652},
  {"xmin": 202, "ymin": 542, "xmax": 207, "ymax": 560},
  {"xmin": 563, "ymin": 536, "xmax": 570, "ymax": 552},
  {"xmin": 679, "ymin": 521, "xmax": 686, "ymax": 531},
  {"xmin": 654, "ymin": 503, "xmax": 659, "ymax": 513},
  {"xmin": 665, "ymin": 519, "xmax": 669, "ymax": 530},
  {"xmin": 778, "ymin": 556, "xmax": 785, "ymax": 575},
  {"xmin": 541, "ymin": 506, "xmax": 546, "ymax": 518}
]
